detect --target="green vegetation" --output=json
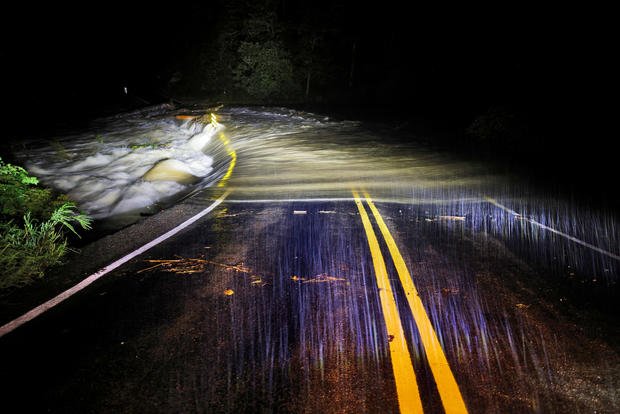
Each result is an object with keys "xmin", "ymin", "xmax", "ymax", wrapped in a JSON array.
[
  {"xmin": 129, "ymin": 142, "xmax": 158, "ymax": 150},
  {"xmin": 466, "ymin": 106, "xmax": 529, "ymax": 151},
  {"xmin": 128, "ymin": 142, "xmax": 171, "ymax": 151},
  {"xmin": 185, "ymin": 2, "xmax": 332, "ymax": 102},
  {"xmin": 0, "ymin": 158, "xmax": 92, "ymax": 290},
  {"xmin": 50, "ymin": 139, "xmax": 70, "ymax": 160},
  {"xmin": 233, "ymin": 40, "xmax": 297, "ymax": 99}
]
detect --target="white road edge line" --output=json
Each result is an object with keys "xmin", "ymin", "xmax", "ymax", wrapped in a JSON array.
[
  {"xmin": 485, "ymin": 196, "xmax": 620, "ymax": 261},
  {"xmin": 0, "ymin": 190, "xmax": 231, "ymax": 339},
  {"xmin": 225, "ymin": 197, "xmax": 355, "ymax": 203}
]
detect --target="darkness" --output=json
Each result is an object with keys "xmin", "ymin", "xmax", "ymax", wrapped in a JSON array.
[
  {"xmin": 1, "ymin": 1, "xmax": 617, "ymax": 204},
  {"xmin": 1, "ymin": 2, "xmax": 215, "ymax": 118}
]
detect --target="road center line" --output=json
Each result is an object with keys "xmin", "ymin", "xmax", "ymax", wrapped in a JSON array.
[
  {"xmin": 363, "ymin": 192, "xmax": 468, "ymax": 414},
  {"xmin": 0, "ymin": 190, "xmax": 231, "ymax": 339},
  {"xmin": 216, "ymin": 130, "xmax": 236, "ymax": 188},
  {"xmin": 353, "ymin": 190, "xmax": 424, "ymax": 414}
]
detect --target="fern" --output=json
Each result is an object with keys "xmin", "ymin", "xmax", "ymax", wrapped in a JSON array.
[
  {"xmin": 48, "ymin": 203, "xmax": 92, "ymax": 237},
  {"xmin": 0, "ymin": 161, "xmax": 92, "ymax": 290}
]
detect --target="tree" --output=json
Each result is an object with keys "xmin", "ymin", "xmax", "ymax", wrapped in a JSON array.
[
  {"xmin": 295, "ymin": 29, "xmax": 330, "ymax": 101},
  {"xmin": 233, "ymin": 40, "xmax": 297, "ymax": 100}
]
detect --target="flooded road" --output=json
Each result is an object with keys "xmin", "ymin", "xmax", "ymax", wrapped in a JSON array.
[{"xmin": 1, "ymin": 106, "xmax": 618, "ymax": 413}]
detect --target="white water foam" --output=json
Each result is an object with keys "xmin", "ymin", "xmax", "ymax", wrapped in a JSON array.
[{"xmin": 20, "ymin": 115, "xmax": 222, "ymax": 219}]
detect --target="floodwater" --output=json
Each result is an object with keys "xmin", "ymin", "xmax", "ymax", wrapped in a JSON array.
[
  {"xmin": 4, "ymin": 104, "xmax": 619, "ymax": 413},
  {"xmin": 15, "ymin": 104, "xmax": 618, "ymax": 287}
]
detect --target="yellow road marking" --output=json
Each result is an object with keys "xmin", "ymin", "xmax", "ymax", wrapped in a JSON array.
[
  {"xmin": 363, "ymin": 192, "xmax": 468, "ymax": 414},
  {"xmin": 217, "ymin": 130, "xmax": 236, "ymax": 187},
  {"xmin": 353, "ymin": 191, "xmax": 424, "ymax": 414}
]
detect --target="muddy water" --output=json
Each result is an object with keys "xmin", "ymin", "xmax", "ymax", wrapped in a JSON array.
[{"xmin": 15, "ymin": 104, "xmax": 619, "ymax": 292}]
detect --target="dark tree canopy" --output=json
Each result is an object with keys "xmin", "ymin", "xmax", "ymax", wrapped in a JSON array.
[{"xmin": 0, "ymin": 0, "xmax": 615, "ymax": 148}]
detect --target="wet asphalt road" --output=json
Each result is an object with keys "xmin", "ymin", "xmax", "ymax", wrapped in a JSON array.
[
  {"xmin": 1, "ymin": 107, "xmax": 619, "ymax": 413},
  {"xmin": 0, "ymin": 193, "xmax": 618, "ymax": 413}
]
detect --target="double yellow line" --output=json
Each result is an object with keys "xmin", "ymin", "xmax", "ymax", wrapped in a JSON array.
[
  {"xmin": 216, "ymin": 129, "xmax": 236, "ymax": 188},
  {"xmin": 353, "ymin": 191, "xmax": 468, "ymax": 414}
]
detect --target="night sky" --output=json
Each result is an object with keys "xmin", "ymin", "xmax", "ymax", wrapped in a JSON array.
[
  {"xmin": 1, "ymin": 3, "xmax": 608, "ymax": 111},
  {"xmin": 1, "ymin": 1, "xmax": 616, "ymax": 198}
]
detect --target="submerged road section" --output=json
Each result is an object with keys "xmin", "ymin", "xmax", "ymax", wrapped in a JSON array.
[{"xmin": 1, "ymin": 106, "xmax": 618, "ymax": 413}]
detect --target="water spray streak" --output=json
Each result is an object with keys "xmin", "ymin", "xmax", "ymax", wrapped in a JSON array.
[
  {"xmin": 363, "ymin": 192, "xmax": 468, "ymax": 414},
  {"xmin": 0, "ymin": 190, "xmax": 231, "ymax": 338},
  {"xmin": 485, "ymin": 197, "xmax": 620, "ymax": 261},
  {"xmin": 353, "ymin": 190, "xmax": 424, "ymax": 414}
]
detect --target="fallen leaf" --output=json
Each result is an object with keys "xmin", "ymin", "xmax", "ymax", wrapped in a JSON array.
[
  {"xmin": 303, "ymin": 274, "xmax": 346, "ymax": 283},
  {"xmin": 441, "ymin": 287, "xmax": 460, "ymax": 296}
]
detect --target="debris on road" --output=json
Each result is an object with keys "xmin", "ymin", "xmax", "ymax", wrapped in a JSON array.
[
  {"xmin": 437, "ymin": 215, "xmax": 466, "ymax": 221},
  {"xmin": 291, "ymin": 273, "xmax": 346, "ymax": 283},
  {"xmin": 138, "ymin": 257, "xmax": 258, "ymax": 278}
]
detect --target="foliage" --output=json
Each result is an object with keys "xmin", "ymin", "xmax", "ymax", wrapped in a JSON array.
[
  {"xmin": 294, "ymin": 30, "xmax": 334, "ymax": 100},
  {"xmin": 0, "ymin": 157, "xmax": 69, "ymax": 222},
  {"xmin": 0, "ymin": 160, "xmax": 39, "ymax": 185},
  {"xmin": 467, "ymin": 107, "xmax": 529, "ymax": 150},
  {"xmin": 0, "ymin": 158, "xmax": 92, "ymax": 290},
  {"xmin": 196, "ymin": 2, "xmax": 314, "ymax": 101},
  {"xmin": 232, "ymin": 41, "xmax": 297, "ymax": 100},
  {"xmin": 198, "ymin": 31, "xmax": 237, "ymax": 97},
  {"xmin": 47, "ymin": 203, "xmax": 92, "ymax": 237},
  {"xmin": 1, "ymin": 214, "xmax": 66, "ymax": 289},
  {"xmin": 129, "ymin": 142, "xmax": 158, "ymax": 150},
  {"xmin": 50, "ymin": 140, "xmax": 70, "ymax": 160}
]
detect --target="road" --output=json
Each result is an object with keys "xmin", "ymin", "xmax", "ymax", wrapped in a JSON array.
[{"xmin": 0, "ymin": 107, "xmax": 618, "ymax": 413}]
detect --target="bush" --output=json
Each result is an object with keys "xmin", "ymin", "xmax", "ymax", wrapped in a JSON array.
[
  {"xmin": 232, "ymin": 41, "xmax": 298, "ymax": 100},
  {"xmin": 0, "ymin": 158, "xmax": 91, "ymax": 290},
  {"xmin": 0, "ymin": 157, "xmax": 69, "ymax": 223},
  {"xmin": 466, "ymin": 106, "xmax": 529, "ymax": 151}
]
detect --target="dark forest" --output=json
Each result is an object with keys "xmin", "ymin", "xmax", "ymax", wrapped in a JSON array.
[{"xmin": 1, "ymin": 1, "xmax": 616, "ymax": 201}]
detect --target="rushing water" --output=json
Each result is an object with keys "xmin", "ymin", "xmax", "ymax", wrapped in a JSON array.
[
  {"xmin": 14, "ymin": 104, "xmax": 619, "ymax": 286},
  {"xmin": 16, "ymin": 104, "xmax": 492, "ymax": 221},
  {"xmin": 16, "ymin": 105, "xmax": 230, "ymax": 225},
  {"xmin": 6, "ymin": 104, "xmax": 619, "ymax": 413}
]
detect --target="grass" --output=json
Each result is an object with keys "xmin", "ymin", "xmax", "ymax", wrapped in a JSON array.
[{"xmin": 0, "ymin": 158, "xmax": 91, "ymax": 290}]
